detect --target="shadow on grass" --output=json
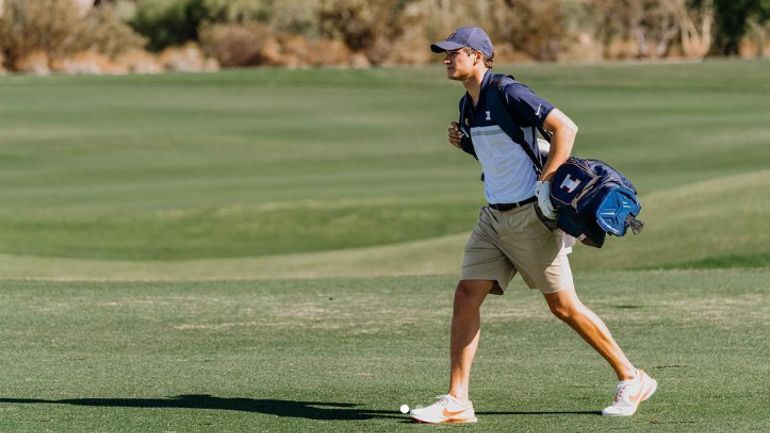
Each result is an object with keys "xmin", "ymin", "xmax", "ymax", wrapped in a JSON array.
[
  {"xmin": 0, "ymin": 394, "xmax": 397, "ymax": 420},
  {"xmin": 478, "ymin": 410, "xmax": 602, "ymax": 415},
  {"xmin": 0, "ymin": 394, "xmax": 601, "ymax": 420}
]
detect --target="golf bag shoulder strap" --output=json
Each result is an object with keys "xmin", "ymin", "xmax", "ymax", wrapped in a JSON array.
[
  {"xmin": 457, "ymin": 96, "xmax": 477, "ymax": 159},
  {"xmin": 486, "ymin": 73, "xmax": 545, "ymax": 176},
  {"xmin": 457, "ymin": 73, "xmax": 549, "ymax": 178},
  {"xmin": 488, "ymin": 74, "xmax": 554, "ymax": 144}
]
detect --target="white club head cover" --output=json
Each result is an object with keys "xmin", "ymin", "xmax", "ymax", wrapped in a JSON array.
[{"xmin": 535, "ymin": 180, "xmax": 557, "ymax": 219}]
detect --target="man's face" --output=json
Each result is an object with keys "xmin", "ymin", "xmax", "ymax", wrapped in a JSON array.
[{"xmin": 443, "ymin": 48, "xmax": 478, "ymax": 80}]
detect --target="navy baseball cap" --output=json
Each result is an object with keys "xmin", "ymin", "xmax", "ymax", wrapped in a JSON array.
[{"xmin": 431, "ymin": 26, "xmax": 494, "ymax": 58}]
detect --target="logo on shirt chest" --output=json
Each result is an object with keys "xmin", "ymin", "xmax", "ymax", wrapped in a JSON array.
[{"xmin": 485, "ymin": 110, "xmax": 492, "ymax": 121}]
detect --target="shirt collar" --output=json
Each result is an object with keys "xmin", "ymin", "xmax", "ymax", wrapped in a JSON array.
[
  {"xmin": 467, "ymin": 69, "xmax": 494, "ymax": 110},
  {"xmin": 480, "ymin": 69, "xmax": 494, "ymax": 89},
  {"xmin": 465, "ymin": 69, "xmax": 493, "ymax": 110}
]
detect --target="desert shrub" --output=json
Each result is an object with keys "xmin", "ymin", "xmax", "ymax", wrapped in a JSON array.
[
  {"xmin": 200, "ymin": 0, "xmax": 270, "ymax": 23},
  {"xmin": 394, "ymin": 0, "xmax": 572, "ymax": 63},
  {"xmin": 130, "ymin": 0, "xmax": 319, "ymax": 52},
  {"xmin": 202, "ymin": 0, "xmax": 321, "ymax": 35},
  {"xmin": 376, "ymin": 1, "xmax": 432, "ymax": 65},
  {"xmin": 317, "ymin": 0, "xmax": 409, "ymax": 65},
  {"xmin": 199, "ymin": 21, "xmax": 352, "ymax": 67},
  {"xmin": 488, "ymin": 0, "xmax": 569, "ymax": 61},
  {"xmin": 198, "ymin": 22, "xmax": 276, "ymax": 67},
  {"xmin": 73, "ymin": 6, "xmax": 147, "ymax": 58},
  {"xmin": 317, "ymin": 0, "xmax": 383, "ymax": 51},
  {"xmin": 268, "ymin": 0, "xmax": 321, "ymax": 36},
  {"xmin": 590, "ymin": 0, "xmax": 716, "ymax": 59},
  {"xmin": 291, "ymin": 35, "xmax": 352, "ymax": 67},
  {"xmin": 0, "ymin": 0, "xmax": 146, "ymax": 71},
  {"xmin": 131, "ymin": 0, "xmax": 208, "ymax": 51},
  {"xmin": 739, "ymin": 17, "xmax": 770, "ymax": 57},
  {"xmin": 0, "ymin": 0, "xmax": 82, "ymax": 69}
]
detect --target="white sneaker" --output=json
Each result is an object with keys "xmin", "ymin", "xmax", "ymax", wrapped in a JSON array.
[
  {"xmin": 409, "ymin": 394, "xmax": 478, "ymax": 424},
  {"xmin": 602, "ymin": 369, "xmax": 657, "ymax": 416}
]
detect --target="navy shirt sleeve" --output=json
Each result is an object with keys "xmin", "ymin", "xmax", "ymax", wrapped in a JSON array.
[{"xmin": 501, "ymin": 81, "xmax": 555, "ymax": 128}]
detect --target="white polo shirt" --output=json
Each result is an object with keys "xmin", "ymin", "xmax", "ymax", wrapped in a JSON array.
[{"xmin": 460, "ymin": 71, "xmax": 555, "ymax": 204}]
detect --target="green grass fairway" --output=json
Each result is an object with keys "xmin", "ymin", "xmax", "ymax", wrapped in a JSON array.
[
  {"xmin": 1, "ymin": 60, "xmax": 769, "ymax": 432},
  {"xmin": 0, "ymin": 270, "xmax": 768, "ymax": 432},
  {"xmin": 1, "ymin": 60, "xmax": 769, "ymax": 275}
]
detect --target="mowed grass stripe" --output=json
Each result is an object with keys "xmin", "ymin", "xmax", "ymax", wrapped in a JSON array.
[
  {"xmin": 0, "ymin": 232, "xmax": 469, "ymax": 281},
  {"xmin": 1, "ymin": 168, "xmax": 768, "ymax": 279},
  {"xmin": 0, "ymin": 165, "xmax": 770, "ymax": 280}
]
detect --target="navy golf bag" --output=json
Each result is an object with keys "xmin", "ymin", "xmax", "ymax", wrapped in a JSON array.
[{"xmin": 550, "ymin": 157, "xmax": 644, "ymax": 248}]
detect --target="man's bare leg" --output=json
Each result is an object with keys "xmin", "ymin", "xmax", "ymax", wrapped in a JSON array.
[
  {"xmin": 448, "ymin": 279, "xmax": 494, "ymax": 401},
  {"xmin": 544, "ymin": 288, "xmax": 636, "ymax": 380}
]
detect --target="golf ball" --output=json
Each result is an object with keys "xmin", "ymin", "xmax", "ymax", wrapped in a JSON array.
[{"xmin": 400, "ymin": 404, "xmax": 410, "ymax": 414}]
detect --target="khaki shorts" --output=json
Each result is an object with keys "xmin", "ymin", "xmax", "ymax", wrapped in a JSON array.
[{"xmin": 460, "ymin": 202, "xmax": 574, "ymax": 295}]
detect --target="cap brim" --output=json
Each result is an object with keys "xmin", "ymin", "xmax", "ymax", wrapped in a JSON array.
[{"xmin": 430, "ymin": 41, "xmax": 465, "ymax": 53}]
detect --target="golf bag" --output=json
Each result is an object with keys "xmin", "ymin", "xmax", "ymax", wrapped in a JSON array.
[
  {"xmin": 460, "ymin": 73, "xmax": 644, "ymax": 248},
  {"xmin": 549, "ymin": 157, "xmax": 644, "ymax": 248}
]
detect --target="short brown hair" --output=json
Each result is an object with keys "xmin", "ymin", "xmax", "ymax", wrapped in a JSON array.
[
  {"xmin": 483, "ymin": 52, "xmax": 494, "ymax": 68},
  {"xmin": 459, "ymin": 47, "xmax": 493, "ymax": 68}
]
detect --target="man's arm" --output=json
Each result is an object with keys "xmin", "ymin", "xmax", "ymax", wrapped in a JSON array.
[{"xmin": 539, "ymin": 108, "xmax": 578, "ymax": 181}]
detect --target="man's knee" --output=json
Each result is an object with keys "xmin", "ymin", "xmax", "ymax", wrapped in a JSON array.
[
  {"xmin": 549, "ymin": 302, "xmax": 575, "ymax": 321},
  {"xmin": 454, "ymin": 280, "xmax": 493, "ymax": 310},
  {"xmin": 546, "ymin": 291, "xmax": 581, "ymax": 321}
]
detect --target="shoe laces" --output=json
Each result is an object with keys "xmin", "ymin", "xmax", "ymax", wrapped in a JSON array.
[
  {"xmin": 612, "ymin": 383, "xmax": 626, "ymax": 403},
  {"xmin": 612, "ymin": 375, "xmax": 640, "ymax": 403}
]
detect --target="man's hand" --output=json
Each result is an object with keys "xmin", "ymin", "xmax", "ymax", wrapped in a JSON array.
[
  {"xmin": 535, "ymin": 180, "xmax": 557, "ymax": 219},
  {"xmin": 448, "ymin": 121, "xmax": 463, "ymax": 149}
]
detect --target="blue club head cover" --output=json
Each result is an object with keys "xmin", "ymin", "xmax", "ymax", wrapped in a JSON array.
[{"xmin": 594, "ymin": 186, "xmax": 641, "ymax": 236}]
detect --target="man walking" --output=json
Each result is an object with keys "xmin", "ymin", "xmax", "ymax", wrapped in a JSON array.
[{"xmin": 410, "ymin": 26, "xmax": 656, "ymax": 424}]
